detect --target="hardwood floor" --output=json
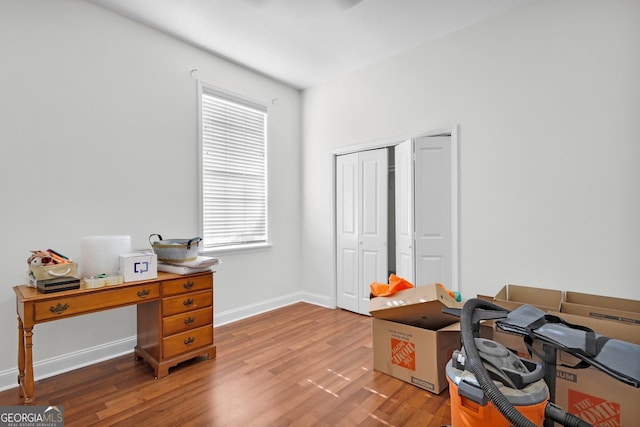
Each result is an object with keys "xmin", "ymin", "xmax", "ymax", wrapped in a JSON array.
[{"xmin": 0, "ymin": 302, "xmax": 451, "ymax": 426}]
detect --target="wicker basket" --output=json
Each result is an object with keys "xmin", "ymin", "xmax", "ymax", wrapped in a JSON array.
[
  {"xmin": 29, "ymin": 263, "xmax": 78, "ymax": 281},
  {"xmin": 149, "ymin": 234, "xmax": 201, "ymax": 263}
]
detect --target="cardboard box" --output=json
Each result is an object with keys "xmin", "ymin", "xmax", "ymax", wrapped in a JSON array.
[
  {"xmin": 555, "ymin": 366, "xmax": 638, "ymax": 427},
  {"xmin": 491, "ymin": 288, "xmax": 640, "ymax": 357},
  {"xmin": 370, "ymin": 284, "xmax": 462, "ymax": 394},
  {"xmin": 486, "ymin": 285, "xmax": 640, "ymax": 425},
  {"xmin": 494, "ymin": 284, "xmax": 562, "ymax": 312},
  {"xmin": 553, "ymin": 310, "xmax": 640, "ymax": 427},
  {"xmin": 119, "ymin": 252, "xmax": 157, "ymax": 282},
  {"xmin": 555, "ymin": 298, "xmax": 640, "ymax": 427},
  {"xmin": 562, "ymin": 291, "xmax": 640, "ymax": 326}
]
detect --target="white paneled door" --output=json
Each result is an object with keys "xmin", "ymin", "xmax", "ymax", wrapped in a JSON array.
[
  {"xmin": 395, "ymin": 136, "xmax": 455, "ymax": 288},
  {"xmin": 394, "ymin": 140, "xmax": 414, "ymax": 284},
  {"xmin": 336, "ymin": 149, "xmax": 388, "ymax": 315}
]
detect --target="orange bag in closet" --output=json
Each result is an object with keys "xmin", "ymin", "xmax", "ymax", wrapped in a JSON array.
[{"xmin": 370, "ymin": 274, "xmax": 414, "ymax": 297}]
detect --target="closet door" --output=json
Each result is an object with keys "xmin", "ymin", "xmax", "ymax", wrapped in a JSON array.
[
  {"xmin": 336, "ymin": 153, "xmax": 359, "ymax": 313},
  {"xmin": 358, "ymin": 150, "xmax": 388, "ymax": 313},
  {"xmin": 395, "ymin": 136, "xmax": 455, "ymax": 288},
  {"xmin": 336, "ymin": 149, "xmax": 388, "ymax": 315},
  {"xmin": 394, "ymin": 140, "xmax": 414, "ymax": 284},
  {"xmin": 414, "ymin": 136, "xmax": 453, "ymax": 287}
]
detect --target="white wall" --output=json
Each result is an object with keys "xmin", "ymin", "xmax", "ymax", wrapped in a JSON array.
[
  {"xmin": 0, "ymin": 0, "xmax": 301, "ymax": 387},
  {"xmin": 2, "ymin": 0, "xmax": 638, "ymax": 394},
  {"xmin": 302, "ymin": 0, "xmax": 640, "ymax": 302}
]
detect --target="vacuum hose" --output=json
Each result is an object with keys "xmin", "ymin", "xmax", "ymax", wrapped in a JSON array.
[
  {"xmin": 460, "ymin": 298, "xmax": 538, "ymax": 427},
  {"xmin": 460, "ymin": 298, "xmax": 593, "ymax": 427},
  {"xmin": 545, "ymin": 402, "xmax": 592, "ymax": 427}
]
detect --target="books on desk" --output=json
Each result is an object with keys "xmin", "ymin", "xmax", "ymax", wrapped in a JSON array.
[{"xmin": 28, "ymin": 275, "xmax": 81, "ymax": 293}]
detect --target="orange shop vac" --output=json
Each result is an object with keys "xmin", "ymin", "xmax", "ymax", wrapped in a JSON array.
[{"xmin": 442, "ymin": 299, "xmax": 592, "ymax": 427}]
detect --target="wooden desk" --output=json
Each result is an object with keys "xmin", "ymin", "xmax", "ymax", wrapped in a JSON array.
[{"xmin": 13, "ymin": 271, "xmax": 216, "ymax": 404}]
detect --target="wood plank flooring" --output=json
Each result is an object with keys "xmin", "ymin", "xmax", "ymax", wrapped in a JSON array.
[{"xmin": 0, "ymin": 302, "xmax": 451, "ymax": 426}]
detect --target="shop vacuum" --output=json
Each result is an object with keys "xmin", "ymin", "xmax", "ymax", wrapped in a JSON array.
[{"xmin": 442, "ymin": 298, "xmax": 592, "ymax": 427}]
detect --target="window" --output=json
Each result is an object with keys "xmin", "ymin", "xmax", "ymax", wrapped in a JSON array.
[{"xmin": 199, "ymin": 83, "xmax": 268, "ymax": 252}]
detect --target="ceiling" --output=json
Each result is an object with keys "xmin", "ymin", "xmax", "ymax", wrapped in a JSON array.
[{"xmin": 90, "ymin": 0, "xmax": 530, "ymax": 89}]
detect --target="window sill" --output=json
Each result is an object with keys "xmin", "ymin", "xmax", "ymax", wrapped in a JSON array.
[{"xmin": 201, "ymin": 242, "xmax": 272, "ymax": 256}]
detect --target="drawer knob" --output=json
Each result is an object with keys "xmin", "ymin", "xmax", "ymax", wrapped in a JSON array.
[
  {"xmin": 137, "ymin": 289, "xmax": 151, "ymax": 298},
  {"xmin": 183, "ymin": 281, "xmax": 195, "ymax": 290},
  {"xmin": 183, "ymin": 298, "xmax": 195, "ymax": 307},
  {"xmin": 49, "ymin": 303, "xmax": 69, "ymax": 315},
  {"xmin": 184, "ymin": 317, "xmax": 195, "ymax": 326},
  {"xmin": 184, "ymin": 336, "xmax": 195, "ymax": 346}
]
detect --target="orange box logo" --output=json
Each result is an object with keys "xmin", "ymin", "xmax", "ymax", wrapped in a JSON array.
[
  {"xmin": 391, "ymin": 338, "xmax": 415, "ymax": 371},
  {"xmin": 567, "ymin": 389, "xmax": 620, "ymax": 427}
]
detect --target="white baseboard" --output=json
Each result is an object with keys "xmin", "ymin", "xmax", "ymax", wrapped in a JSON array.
[
  {"xmin": 0, "ymin": 292, "xmax": 331, "ymax": 392},
  {"xmin": 214, "ymin": 291, "xmax": 333, "ymax": 326},
  {"xmin": 301, "ymin": 291, "xmax": 333, "ymax": 309},
  {"xmin": 0, "ymin": 336, "xmax": 136, "ymax": 392}
]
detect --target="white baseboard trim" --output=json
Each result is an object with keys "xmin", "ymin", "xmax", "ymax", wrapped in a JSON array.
[
  {"xmin": 0, "ymin": 336, "xmax": 136, "ymax": 392},
  {"xmin": 214, "ymin": 291, "xmax": 305, "ymax": 326},
  {"xmin": 301, "ymin": 291, "xmax": 333, "ymax": 309},
  {"xmin": 213, "ymin": 291, "xmax": 334, "ymax": 326},
  {"xmin": 0, "ymin": 293, "xmax": 332, "ymax": 393}
]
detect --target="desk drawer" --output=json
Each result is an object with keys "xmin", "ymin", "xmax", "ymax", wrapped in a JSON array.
[
  {"xmin": 162, "ymin": 290, "xmax": 212, "ymax": 317},
  {"xmin": 162, "ymin": 274, "xmax": 212, "ymax": 297},
  {"xmin": 163, "ymin": 325, "xmax": 213, "ymax": 359},
  {"xmin": 163, "ymin": 307, "xmax": 212, "ymax": 336},
  {"xmin": 35, "ymin": 284, "xmax": 159, "ymax": 321}
]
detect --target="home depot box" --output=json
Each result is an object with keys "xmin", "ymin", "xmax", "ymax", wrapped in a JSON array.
[
  {"xmin": 370, "ymin": 284, "xmax": 462, "ymax": 394},
  {"xmin": 553, "ymin": 298, "xmax": 640, "ymax": 426},
  {"xmin": 555, "ymin": 367, "xmax": 638, "ymax": 427},
  {"xmin": 482, "ymin": 285, "xmax": 640, "ymax": 424},
  {"xmin": 119, "ymin": 252, "xmax": 158, "ymax": 282},
  {"xmin": 562, "ymin": 291, "xmax": 640, "ymax": 326},
  {"xmin": 494, "ymin": 284, "xmax": 562, "ymax": 312}
]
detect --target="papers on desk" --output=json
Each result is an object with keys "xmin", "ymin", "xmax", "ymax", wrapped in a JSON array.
[{"xmin": 157, "ymin": 256, "xmax": 221, "ymax": 275}]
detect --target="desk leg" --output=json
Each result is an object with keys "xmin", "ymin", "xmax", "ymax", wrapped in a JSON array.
[
  {"xmin": 17, "ymin": 317, "xmax": 35, "ymax": 405},
  {"xmin": 17, "ymin": 316, "xmax": 24, "ymax": 398}
]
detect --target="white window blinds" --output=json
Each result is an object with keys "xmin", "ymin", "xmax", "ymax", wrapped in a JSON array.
[{"xmin": 200, "ymin": 85, "xmax": 268, "ymax": 250}]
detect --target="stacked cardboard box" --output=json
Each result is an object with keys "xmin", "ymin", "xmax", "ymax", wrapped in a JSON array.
[
  {"xmin": 481, "ymin": 284, "xmax": 640, "ymax": 427},
  {"xmin": 555, "ymin": 292, "xmax": 639, "ymax": 427}
]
